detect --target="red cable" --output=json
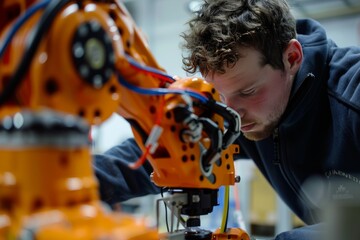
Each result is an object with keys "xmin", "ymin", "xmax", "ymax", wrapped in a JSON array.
[{"xmin": 127, "ymin": 97, "xmax": 165, "ymax": 169}]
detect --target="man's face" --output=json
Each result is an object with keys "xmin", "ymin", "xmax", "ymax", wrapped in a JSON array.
[{"xmin": 205, "ymin": 48, "xmax": 294, "ymax": 141}]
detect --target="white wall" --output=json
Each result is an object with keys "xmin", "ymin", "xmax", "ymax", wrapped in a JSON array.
[
  {"xmin": 319, "ymin": 15, "xmax": 360, "ymax": 47},
  {"xmin": 133, "ymin": 0, "xmax": 194, "ymax": 77}
]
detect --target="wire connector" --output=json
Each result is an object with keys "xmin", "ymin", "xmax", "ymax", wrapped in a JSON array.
[{"xmin": 145, "ymin": 124, "xmax": 163, "ymax": 154}]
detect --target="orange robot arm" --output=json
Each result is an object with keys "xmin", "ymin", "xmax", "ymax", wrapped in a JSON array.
[
  {"xmin": 0, "ymin": 0, "xmax": 241, "ymax": 191},
  {"xmin": 0, "ymin": 0, "xmax": 249, "ymax": 239}
]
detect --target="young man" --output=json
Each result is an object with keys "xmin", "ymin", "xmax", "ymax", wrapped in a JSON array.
[{"xmin": 94, "ymin": 0, "xmax": 360, "ymax": 239}]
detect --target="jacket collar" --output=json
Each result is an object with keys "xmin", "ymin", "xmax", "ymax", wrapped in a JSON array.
[{"xmin": 291, "ymin": 19, "xmax": 329, "ymax": 98}]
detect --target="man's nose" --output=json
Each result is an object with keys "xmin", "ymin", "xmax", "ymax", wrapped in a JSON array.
[
  {"xmin": 224, "ymin": 99, "xmax": 245, "ymax": 118},
  {"xmin": 235, "ymin": 108, "xmax": 245, "ymax": 118}
]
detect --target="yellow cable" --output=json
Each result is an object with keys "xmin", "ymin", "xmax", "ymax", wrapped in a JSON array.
[{"xmin": 220, "ymin": 186, "xmax": 230, "ymax": 233}]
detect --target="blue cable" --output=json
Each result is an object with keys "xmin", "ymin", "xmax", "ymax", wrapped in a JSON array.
[
  {"xmin": 117, "ymin": 73, "xmax": 209, "ymax": 103},
  {"xmin": 125, "ymin": 54, "xmax": 175, "ymax": 83},
  {"xmin": 0, "ymin": 0, "xmax": 51, "ymax": 58}
]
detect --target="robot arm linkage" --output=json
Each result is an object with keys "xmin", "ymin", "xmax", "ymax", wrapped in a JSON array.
[{"xmin": 0, "ymin": 1, "xmax": 249, "ymax": 239}]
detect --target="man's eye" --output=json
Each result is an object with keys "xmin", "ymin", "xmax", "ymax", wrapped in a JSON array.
[{"xmin": 240, "ymin": 88, "xmax": 256, "ymax": 96}]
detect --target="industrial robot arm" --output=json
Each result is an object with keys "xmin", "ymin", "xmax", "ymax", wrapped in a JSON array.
[{"xmin": 0, "ymin": 0, "xmax": 249, "ymax": 239}]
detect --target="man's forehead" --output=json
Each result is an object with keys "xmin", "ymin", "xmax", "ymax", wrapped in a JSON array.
[{"xmin": 205, "ymin": 63, "xmax": 246, "ymax": 84}]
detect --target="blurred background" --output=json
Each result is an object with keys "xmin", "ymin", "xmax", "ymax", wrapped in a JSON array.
[{"xmin": 92, "ymin": 0, "xmax": 360, "ymax": 238}]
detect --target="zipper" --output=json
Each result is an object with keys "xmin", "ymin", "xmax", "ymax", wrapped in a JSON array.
[
  {"xmin": 272, "ymin": 127, "xmax": 319, "ymax": 224},
  {"xmin": 272, "ymin": 128, "xmax": 280, "ymax": 165}
]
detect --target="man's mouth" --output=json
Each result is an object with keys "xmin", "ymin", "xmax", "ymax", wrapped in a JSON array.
[{"xmin": 241, "ymin": 123, "xmax": 256, "ymax": 132}]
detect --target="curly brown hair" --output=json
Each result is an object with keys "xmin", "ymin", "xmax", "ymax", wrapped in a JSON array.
[{"xmin": 181, "ymin": 0, "xmax": 296, "ymax": 76}]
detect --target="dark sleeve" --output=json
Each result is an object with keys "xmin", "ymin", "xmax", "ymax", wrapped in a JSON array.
[
  {"xmin": 92, "ymin": 138, "xmax": 161, "ymax": 206},
  {"xmin": 274, "ymin": 223, "xmax": 324, "ymax": 240}
]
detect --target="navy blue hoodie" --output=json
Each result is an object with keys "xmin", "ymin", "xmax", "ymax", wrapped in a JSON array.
[
  {"xmin": 93, "ymin": 19, "xmax": 360, "ymax": 238},
  {"xmin": 238, "ymin": 18, "xmax": 360, "ymax": 224}
]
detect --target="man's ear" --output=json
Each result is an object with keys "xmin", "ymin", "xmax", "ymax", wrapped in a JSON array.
[{"xmin": 283, "ymin": 39, "xmax": 303, "ymax": 74}]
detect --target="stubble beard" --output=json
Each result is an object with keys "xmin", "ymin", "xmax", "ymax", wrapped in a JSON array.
[
  {"xmin": 242, "ymin": 102, "xmax": 286, "ymax": 141},
  {"xmin": 242, "ymin": 119, "xmax": 278, "ymax": 141}
]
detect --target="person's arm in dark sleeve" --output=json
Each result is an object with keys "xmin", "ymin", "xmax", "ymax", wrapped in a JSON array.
[
  {"xmin": 274, "ymin": 223, "xmax": 324, "ymax": 240},
  {"xmin": 92, "ymin": 138, "xmax": 161, "ymax": 206}
]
